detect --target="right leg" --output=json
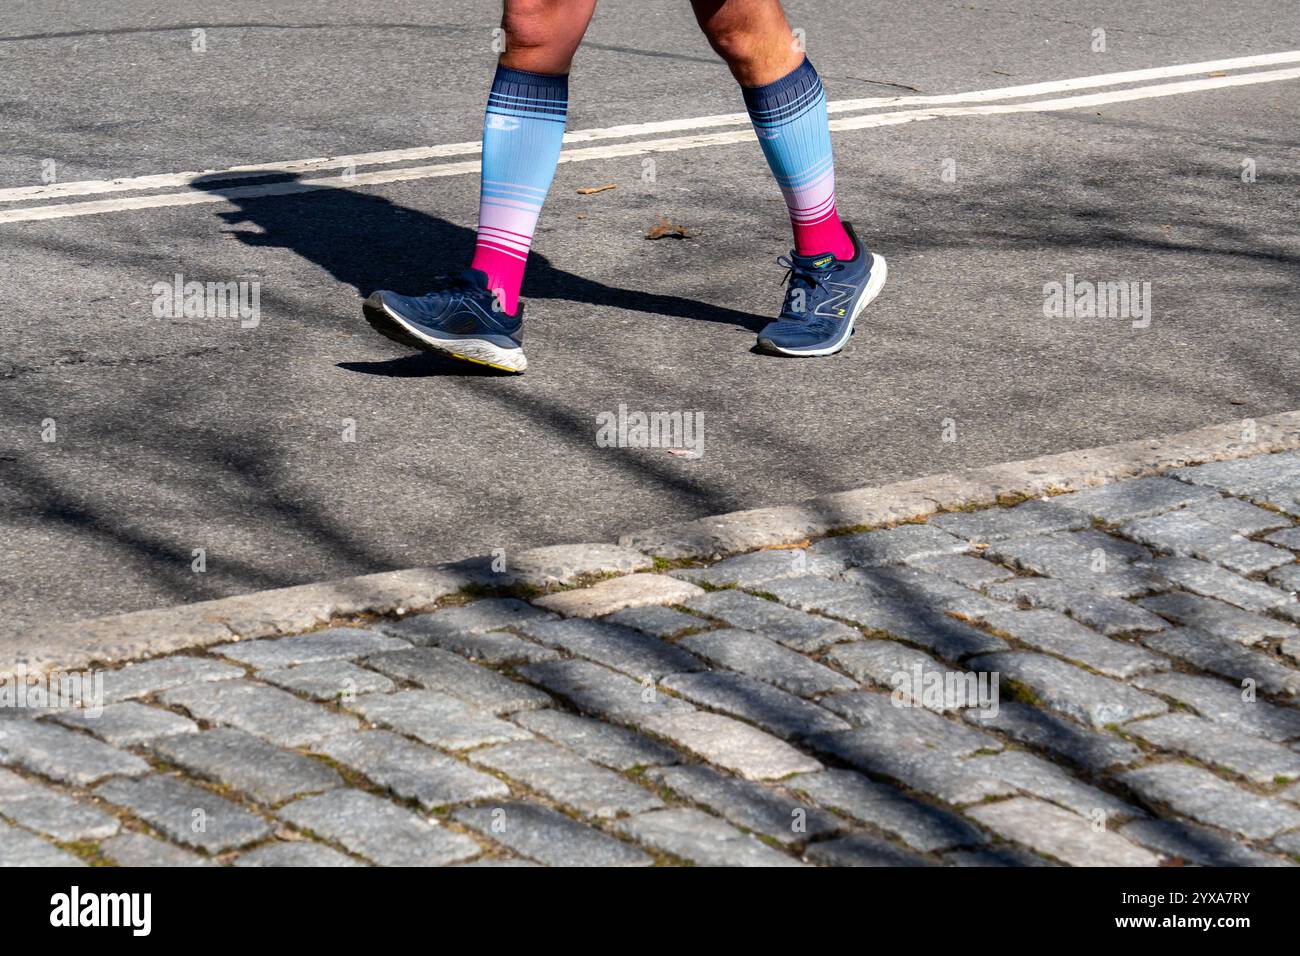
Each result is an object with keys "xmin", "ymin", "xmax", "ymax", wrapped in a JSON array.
[{"xmin": 471, "ymin": 0, "xmax": 598, "ymax": 315}]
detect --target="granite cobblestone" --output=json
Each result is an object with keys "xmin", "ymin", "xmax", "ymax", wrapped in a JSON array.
[{"xmin": 14, "ymin": 452, "xmax": 1300, "ymax": 866}]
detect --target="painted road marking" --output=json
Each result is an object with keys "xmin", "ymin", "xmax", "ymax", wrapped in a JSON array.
[
  {"xmin": 2, "ymin": 61, "xmax": 1298, "ymax": 224},
  {"xmin": 3, "ymin": 49, "xmax": 1298, "ymax": 206},
  {"xmin": 826, "ymin": 49, "xmax": 1300, "ymax": 111}
]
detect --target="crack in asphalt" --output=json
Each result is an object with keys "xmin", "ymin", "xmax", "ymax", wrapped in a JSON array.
[
  {"xmin": 0, "ymin": 22, "xmax": 476, "ymax": 43},
  {"xmin": 962, "ymin": 4, "xmax": 1200, "ymax": 42},
  {"xmin": 581, "ymin": 41, "xmax": 721, "ymax": 67},
  {"xmin": 838, "ymin": 76, "xmax": 926, "ymax": 92},
  {"xmin": 1, "ymin": 344, "xmax": 252, "ymax": 380}
]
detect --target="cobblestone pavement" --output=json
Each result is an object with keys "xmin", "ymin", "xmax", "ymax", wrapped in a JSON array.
[{"xmin": 3, "ymin": 451, "xmax": 1300, "ymax": 867}]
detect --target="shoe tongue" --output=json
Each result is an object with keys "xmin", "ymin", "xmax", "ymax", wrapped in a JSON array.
[{"xmin": 791, "ymin": 251, "xmax": 839, "ymax": 271}]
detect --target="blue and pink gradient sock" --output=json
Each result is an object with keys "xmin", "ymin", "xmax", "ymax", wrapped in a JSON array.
[
  {"xmin": 470, "ymin": 66, "xmax": 569, "ymax": 315},
  {"xmin": 742, "ymin": 58, "xmax": 855, "ymax": 260}
]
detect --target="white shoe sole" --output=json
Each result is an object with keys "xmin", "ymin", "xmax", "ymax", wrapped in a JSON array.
[
  {"xmin": 372, "ymin": 298, "xmax": 528, "ymax": 373},
  {"xmin": 761, "ymin": 253, "xmax": 888, "ymax": 357}
]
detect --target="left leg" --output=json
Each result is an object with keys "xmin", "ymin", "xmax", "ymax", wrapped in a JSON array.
[{"xmin": 692, "ymin": 0, "xmax": 886, "ymax": 356}]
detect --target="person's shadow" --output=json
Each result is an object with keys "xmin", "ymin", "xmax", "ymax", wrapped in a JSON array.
[{"xmin": 192, "ymin": 171, "xmax": 766, "ymax": 376}]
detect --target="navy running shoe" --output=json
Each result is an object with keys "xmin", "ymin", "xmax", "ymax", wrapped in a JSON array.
[
  {"xmin": 363, "ymin": 269, "xmax": 527, "ymax": 373},
  {"xmin": 756, "ymin": 223, "xmax": 887, "ymax": 357}
]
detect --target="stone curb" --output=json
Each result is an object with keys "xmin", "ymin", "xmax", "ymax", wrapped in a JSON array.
[
  {"xmin": 8, "ymin": 567, "xmax": 484, "ymax": 678},
  {"xmin": 8, "ymin": 410, "xmax": 1297, "ymax": 677},
  {"xmin": 621, "ymin": 411, "xmax": 1300, "ymax": 558}
]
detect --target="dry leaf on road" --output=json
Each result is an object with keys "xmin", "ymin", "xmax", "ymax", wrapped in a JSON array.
[{"xmin": 646, "ymin": 217, "xmax": 691, "ymax": 240}]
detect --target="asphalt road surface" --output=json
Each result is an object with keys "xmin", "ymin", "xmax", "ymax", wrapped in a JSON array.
[{"xmin": 2, "ymin": 0, "xmax": 1298, "ymax": 637}]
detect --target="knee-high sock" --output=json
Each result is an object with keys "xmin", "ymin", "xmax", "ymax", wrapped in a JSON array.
[
  {"xmin": 742, "ymin": 58, "xmax": 854, "ymax": 260},
  {"xmin": 469, "ymin": 66, "xmax": 568, "ymax": 315}
]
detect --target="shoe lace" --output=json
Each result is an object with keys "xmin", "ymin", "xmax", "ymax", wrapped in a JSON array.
[
  {"xmin": 419, "ymin": 272, "xmax": 512, "ymax": 316},
  {"xmin": 777, "ymin": 254, "xmax": 845, "ymax": 325}
]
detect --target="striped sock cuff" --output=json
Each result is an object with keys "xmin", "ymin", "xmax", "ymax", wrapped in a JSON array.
[
  {"xmin": 741, "ymin": 57, "xmax": 823, "ymax": 127},
  {"xmin": 488, "ymin": 65, "xmax": 570, "ymax": 123}
]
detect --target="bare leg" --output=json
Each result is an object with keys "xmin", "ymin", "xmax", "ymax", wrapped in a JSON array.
[
  {"xmin": 689, "ymin": 0, "xmax": 804, "ymax": 86},
  {"xmin": 499, "ymin": 0, "xmax": 599, "ymax": 74}
]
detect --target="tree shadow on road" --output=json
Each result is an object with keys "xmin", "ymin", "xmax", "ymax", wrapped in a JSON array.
[
  {"xmin": 5, "ymin": 143, "xmax": 1298, "ymax": 632},
  {"xmin": 191, "ymin": 171, "xmax": 769, "ymax": 374}
]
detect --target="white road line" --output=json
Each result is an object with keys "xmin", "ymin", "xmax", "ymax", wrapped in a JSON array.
[
  {"xmin": 3, "ymin": 64, "xmax": 1298, "ymax": 225},
  {"xmin": 826, "ymin": 48, "xmax": 1300, "ymax": 111},
  {"xmin": 0, "ymin": 143, "xmax": 485, "ymax": 204},
  {"xmin": 831, "ymin": 65, "xmax": 1300, "ymax": 128},
  {"xmin": 3, "ymin": 49, "xmax": 1298, "ymax": 206}
]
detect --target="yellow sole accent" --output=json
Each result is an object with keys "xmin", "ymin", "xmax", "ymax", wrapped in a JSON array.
[{"xmin": 446, "ymin": 351, "xmax": 525, "ymax": 374}]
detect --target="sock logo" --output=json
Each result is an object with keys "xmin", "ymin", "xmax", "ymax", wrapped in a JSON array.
[{"xmin": 485, "ymin": 114, "xmax": 521, "ymax": 132}]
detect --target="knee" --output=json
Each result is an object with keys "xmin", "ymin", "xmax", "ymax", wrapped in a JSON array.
[
  {"xmin": 701, "ymin": 18, "xmax": 761, "ymax": 68},
  {"xmin": 501, "ymin": 0, "xmax": 571, "ymax": 62}
]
